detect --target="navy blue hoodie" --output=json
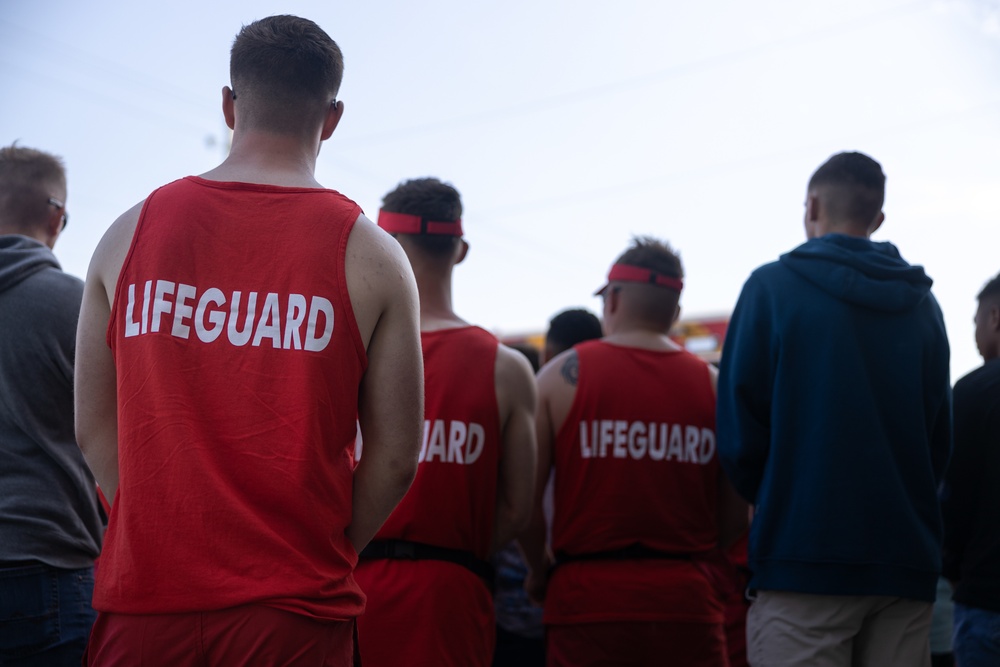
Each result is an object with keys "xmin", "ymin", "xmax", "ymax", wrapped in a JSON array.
[{"xmin": 717, "ymin": 234, "xmax": 951, "ymax": 602}]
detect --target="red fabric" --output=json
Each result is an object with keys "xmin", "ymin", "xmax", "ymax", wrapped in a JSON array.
[
  {"xmin": 608, "ymin": 264, "xmax": 684, "ymax": 291},
  {"xmin": 376, "ymin": 209, "xmax": 464, "ymax": 236},
  {"xmin": 99, "ymin": 176, "xmax": 366, "ymax": 620},
  {"xmin": 355, "ymin": 326, "xmax": 501, "ymax": 666},
  {"xmin": 546, "ymin": 340, "xmax": 724, "ymax": 626},
  {"xmin": 547, "ymin": 621, "xmax": 728, "ymax": 667},
  {"xmin": 373, "ymin": 326, "xmax": 501, "ymax": 559},
  {"xmin": 85, "ymin": 606, "xmax": 357, "ymax": 666},
  {"xmin": 355, "ymin": 560, "xmax": 494, "ymax": 667}
]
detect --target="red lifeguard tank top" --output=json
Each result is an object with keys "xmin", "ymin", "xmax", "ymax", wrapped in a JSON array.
[
  {"xmin": 99, "ymin": 176, "xmax": 367, "ymax": 620},
  {"xmin": 546, "ymin": 340, "xmax": 724, "ymax": 625},
  {"xmin": 374, "ymin": 325, "xmax": 502, "ymax": 560}
]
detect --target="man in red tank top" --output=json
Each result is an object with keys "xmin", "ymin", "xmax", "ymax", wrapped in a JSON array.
[
  {"xmin": 353, "ymin": 177, "xmax": 538, "ymax": 667},
  {"xmin": 74, "ymin": 16, "xmax": 423, "ymax": 666},
  {"xmin": 520, "ymin": 237, "xmax": 749, "ymax": 667}
]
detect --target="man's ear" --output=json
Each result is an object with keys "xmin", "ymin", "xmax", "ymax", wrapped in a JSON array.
[
  {"xmin": 455, "ymin": 239, "xmax": 469, "ymax": 265},
  {"xmin": 868, "ymin": 210, "xmax": 885, "ymax": 235},
  {"xmin": 990, "ymin": 302, "xmax": 1000, "ymax": 332},
  {"xmin": 222, "ymin": 86, "xmax": 236, "ymax": 130},
  {"xmin": 321, "ymin": 100, "xmax": 344, "ymax": 141}
]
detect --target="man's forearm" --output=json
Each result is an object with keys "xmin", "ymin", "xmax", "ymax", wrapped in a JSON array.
[{"xmin": 347, "ymin": 458, "xmax": 416, "ymax": 552}]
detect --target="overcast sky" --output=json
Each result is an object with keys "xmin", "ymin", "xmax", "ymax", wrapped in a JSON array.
[{"xmin": 3, "ymin": 0, "xmax": 998, "ymax": 381}]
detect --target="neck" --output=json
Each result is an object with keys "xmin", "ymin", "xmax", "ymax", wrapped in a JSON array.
[
  {"xmin": 603, "ymin": 319, "xmax": 679, "ymax": 351},
  {"xmin": 202, "ymin": 129, "xmax": 323, "ymax": 188},
  {"xmin": 413, "ymin": 267, "xmax": 466, "ymax": 331}
]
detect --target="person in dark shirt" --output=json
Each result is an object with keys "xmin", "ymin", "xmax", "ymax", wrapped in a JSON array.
[{"xmin": 942, "ymin": 271, "xmax": 1000, "ymax": 667}]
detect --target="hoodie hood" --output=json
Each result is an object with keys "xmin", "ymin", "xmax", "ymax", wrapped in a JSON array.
[
  {"xmin": 779, "ymin": 234, "xmax": 932, "ymax": 313},
  {"xmin": 0, "ymin": 235, "xmax": 60, "ymax": 295}
]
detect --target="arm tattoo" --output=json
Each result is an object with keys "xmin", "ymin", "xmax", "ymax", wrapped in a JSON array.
[{"xmin": 560, "ymin": 350, "xmax": 580, "ymax": 386}]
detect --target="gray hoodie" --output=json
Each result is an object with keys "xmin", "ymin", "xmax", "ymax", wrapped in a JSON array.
[{"xmin": 0, "ymin": 235, "xmax": 103, "ymax": 568}]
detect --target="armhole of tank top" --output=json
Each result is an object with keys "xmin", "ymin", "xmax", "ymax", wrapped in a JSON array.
[
  {"xmin": 104, "ymin": 190, "xmax": 158, "ymax": 352},
  {"xmin": 551, "ymin": 343, "xmax": 586, "ymax": 449},
  {"xmin": 338, "ymin": 207, "xmax": 368, "ymax": 372}
]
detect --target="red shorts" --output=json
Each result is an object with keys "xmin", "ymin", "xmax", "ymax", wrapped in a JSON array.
[
  {"xmin": 84, "ymin": 604, "xmax": 357, "ymax": 666},
  {"xmin": 547, "ymin": 620, "xmax": 727, "ymax": 667}
]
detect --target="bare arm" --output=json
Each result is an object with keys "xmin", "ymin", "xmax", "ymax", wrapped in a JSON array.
[
  {"xmin": 708, "ymin": 364, "xmax": 749, "ymax": 549},
  {"xmin": 490, "ymin": 345, "xmax": 538, "ymax": 553},
  {"xmin": 519, "ymin": 348, "xmax": 575, "ymax": 602},
  {"xmin": 75, "ymin": 203, "xmax": 142, "ymax": 503},
  {"xmin": 347, "ymin": 217, "xmax": 423, "ymax": 552}
]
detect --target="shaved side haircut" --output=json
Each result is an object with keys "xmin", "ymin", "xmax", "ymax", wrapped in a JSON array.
[
  {"xmin": 230, "ymin": 15, "xmax": 344, "ymax": 134},
  {"xmin": 808, "ymin": 151, "xmax": 886, "ymax": 226},
  {"xmin": 609, "ymin": 236, "xmax": 684, "ymax": 326}
]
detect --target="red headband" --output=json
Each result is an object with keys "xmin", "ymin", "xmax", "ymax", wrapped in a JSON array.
[
  {"xmin": 594, "ymin": 263, "xmax": 684, "ymax": 296},
  {"xmin": 377, "ymin": 210, "xmax": 464, "ymax": 236}
]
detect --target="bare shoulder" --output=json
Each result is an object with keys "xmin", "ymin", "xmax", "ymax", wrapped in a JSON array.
[
  {"xmin": 90, "ymin": 200, "xmax": 145, "ymax": 304},
  {"xmin": 495, "ymin": 343, "xmax": 537, "ymax": 405},
  {"xmin": 538, "ymin": 347, "xmax": 580, "ymax": 391},
  {"xmin": 345, "ymin": 213, "xmax": 414, "ymax": 290},
  {"xmin": 344, "ymin": 213, "xmax": 418, "ymax": 347}
]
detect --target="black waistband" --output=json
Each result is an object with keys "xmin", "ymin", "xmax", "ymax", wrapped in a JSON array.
[
  {"xmin": 360, "ymin": 539, "xmax": 494, "ymax": 587},
  {"xmin": 554, "ymin": 543, "xmax": 695, "ymax": 567},
  {"xmin": 0, "ymin": 559, "xmax": 45, "ymax": 570}
]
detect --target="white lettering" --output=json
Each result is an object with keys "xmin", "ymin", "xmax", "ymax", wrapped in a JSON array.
[
  {"xmin": 447, "ymin": 421, "xmax": 467, "ymax": 463},
  {"xmin": 613, "ymin": 420, "xmax": 628, "ymax": 458},
  {"xmin": 700, "ymin": 428, "xmax": 716, "ymax": 464},
  {"xmin": 125, "ymin": 284, "xmax": 140, "ymax": 337},
  {"xmin": 599, "ymin": 420, "xmax": 613, "ymax": 458},
  {"xmin": 465, "ymin": 423, "xmax": 485, "ymax": 464},
  {"xmin": 118, "ymin": 278, "xmax": 336, "ymax": 354},
  {"xmin": 150, "ymin": 280, "xmax": 175, "ymax": 333},
  {"xmin": 141, "ymin": 280, "xmax": 152, "ymax": 334},
  {"xmin": 171, "ymin": 283, "xmax": 197, "ymax": 339},
  {"xmin": 283, "ymin": 294, "xmax": 307, "ymax": 350},
  {"xmin": 227, "ymin": 291, "xmax": 257, "ymax": 346},
  {"xmin": 305, "ymin": 296, "xmax": 334, "ymax": 352},
  {"xmin": 667, "ymin": 424, "xmax": 684, "ymax": 461},
  {"xmin": 574, "ymin": 420, "xmax": 714, "ymax": 465},
  {"xmin": 252, "ymin": 293, "xmax": 282, "ymax": 348},
  {"xmin": 628, "ymin": 421, "xmax": 646, "ymax": 459},
  {"xmin": 426, "ymin": 420, "xmax": 447, "ymax": 462},
  {"xmin": 195, "ymin": 288, "xmax": 226, "ymax": 343}
]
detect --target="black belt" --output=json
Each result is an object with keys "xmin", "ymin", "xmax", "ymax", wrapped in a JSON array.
[
  {"xmin": 554, "ymin": 543, "xmax": 696, "ymax": 568},
  {"xmin": 360, "ymin": 539, "xmax": 494, "ymax": 587}
]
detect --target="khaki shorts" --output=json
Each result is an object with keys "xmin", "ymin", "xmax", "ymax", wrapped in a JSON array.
[{"xmin": 746, "ymin": 590, "xmax": 932, "ymax": 667}]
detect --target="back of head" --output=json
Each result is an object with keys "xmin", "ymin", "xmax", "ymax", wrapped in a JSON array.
[
  {"xmin": 230, "ymin": 15, "xmax": 343, "ymax": 136},
  {"xmin": 380, "ymin": 177, "xmax": 464, "ymax": 259},
  {"xmin": 607, "ymin": 236, "xmax": 684, "ymax": 328},
  {"xmin": 808, "ymin": 151, "xmax": 885, "ymax": 227},
  {"xmin": 546, "ymin": 308, "xmax": 603, "ymax": 358},
  {"xmin": 977, "ymin": 272, "xmax": 1000, "ymax": 361},
  {"xmin": 979, "ymin": 273, "xmax": 1000, "ymax": 306},
  {"xmin": 0, "ymin": 142, "xmax": 66, "ymax": 236}
]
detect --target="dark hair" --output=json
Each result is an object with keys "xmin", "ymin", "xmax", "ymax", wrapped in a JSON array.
[
  {"xmin": 0, "ymin": 142, "xmax": 66, "ymax": 231},
  {"xmin": 978, "ymin": 272, "xmax": 1000, "ymax": 304},
  {"xmin": 230, "ymin": 15, "xmax": 343, "ymax": 133},
  {"xmin": 508, "ymin": 343, "xmax": 541, "ymax": 374},
  {"xmin": 612, "ymin": 236, "xmax": 684, "ymax": 280},
  {"xmin": 381, "ymin": 177, "xmax": 463, "ymax": 257},
  {"xmin": 808, "ymin": 152, "xmax": 886, "ymax": 225},
  {"xmin": 546, "ymin": 308, "xmax": 603, "ymax": 352}
]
